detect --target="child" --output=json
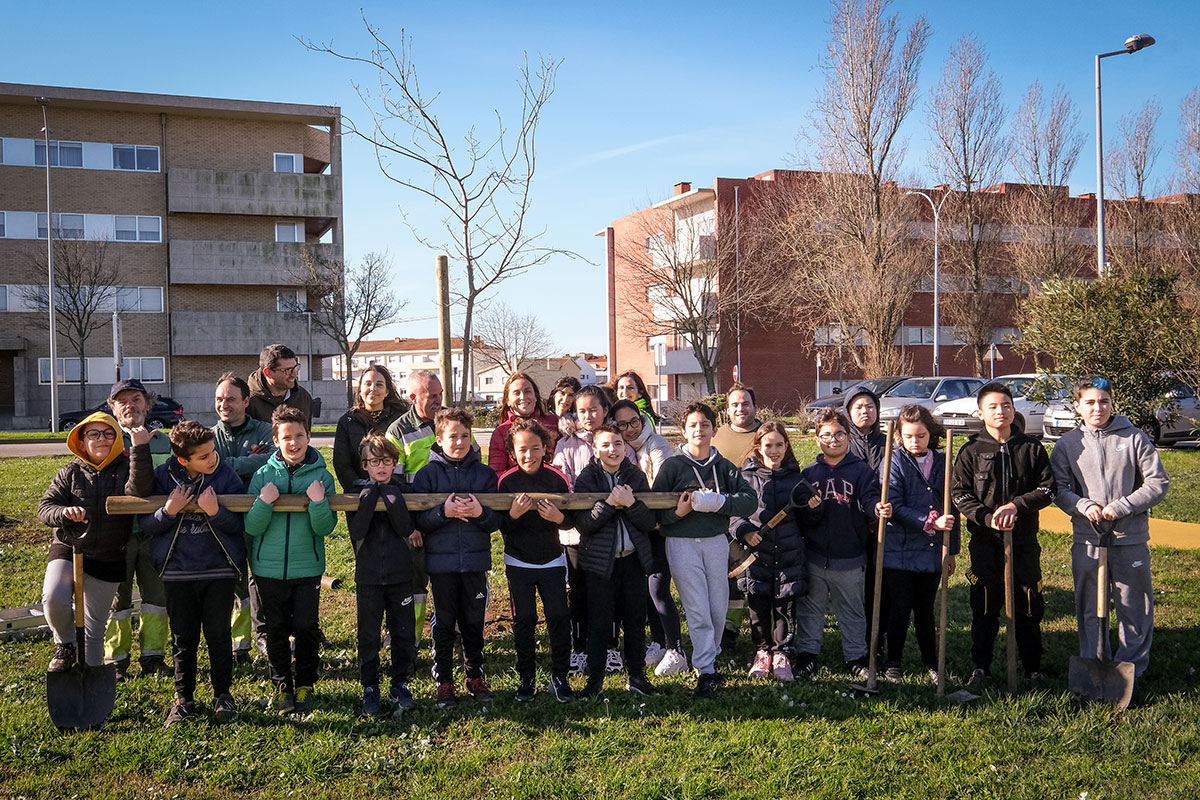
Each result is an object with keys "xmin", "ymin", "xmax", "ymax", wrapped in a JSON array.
[
  {"xmin": 880, "ymin": 406, "xmax": 959, "ymax": 684},
  {"xmin": 141, "ymin": 420, "xmax": 246, "ymax": 725},
  {"xmin": 39, "ymin": 412, "xmax": 153, "ymax": 673},
  {"xmin": 1050, "ymin": 377, "xmax": 1168, "ymax": 684},
  {"xmin": 731, "ymin": 421, "xmax": 819, "ymax": 682},
  {"xmin": 794, "ymin": 409, "xmax": 887, "ymax": 679},
  {"xmin": 952, "ymin": 381, "xmax": 1054, "ymax": 693},
  {"xmin": 244, "ymin": 406, "xmax": 337, "ymax": 714},
  {"xmin": 574, "ymin": 424, "xmax": 659, "ymax": 698},
  {"xmin": 843, "ymin": 386, "xmax": 889, "ymax": 658},
  {"xmin": 349, "ymin": 434, "xmax": 418, "ymax": 717},
  {"xmin": 652, "ymin": 401, "xmax": 757, "ymax": 699},
  {"xmin": 413, "ymin": 407, "xmax": 502, "ymax": 709},
  {"xmin": 613, "ymin": 370, "xmax": 660, "ymax": 432},
  {"xmin": 498, "ymin": 419, "xmax": 575, "ymax": 702}
]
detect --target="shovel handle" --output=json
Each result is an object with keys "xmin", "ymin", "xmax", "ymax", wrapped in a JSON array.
[
  {"xmin": 1096, "ymin": 545, "xmax": 1109, "ymax": 661},
  {"xmin": 72, "ymin": 551, "xmax": 86, "ymax": 667},
  {"xmin": 936, "ymin": 438, "xmax": 954, "ymax": 698},
  {"xmin": 1003, "ymin": 528, "xmax": 1017, "ymax": 694},
  {"xmin": 866, "ymin": 421, "xmax": 895, "ymax": 692}
]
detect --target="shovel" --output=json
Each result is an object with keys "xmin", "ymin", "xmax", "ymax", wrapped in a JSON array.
[
  {"xmin": 851, "ymin": 421, "xmax": 895, "ymax": 695},
  {"xmin": 46, "ymin": 551, "xmax": 117, "ymax": 731},
  {"xmin": 1068, "ymin": 525, "xmax": 1135, "ymax": 709},
  {"xmin": 728, "ymin": 479, "xmax": 817, "ymax": 579}
]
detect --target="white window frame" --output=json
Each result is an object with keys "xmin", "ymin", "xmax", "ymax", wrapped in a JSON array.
[
  {"xmin": 277, "ymin": 289, "xmax": 305, "ymax": 312},
  {"xmin": 274, "ymin": 221, "xmax": 303, "ymax": 243},
  {"xmin": 123, "ymin": 356, "xmax": 166, "ymax": 383},
  {"xmin": 114, "ymin": 286, "xmax": 163, "ymax": 314},
  {"xmin": 39, "ymin": 358, "xmax": 86, "ymax": 384},
  {"xmin": 114, "ymin": 215, "xmax": 161, "ymax": 243},
  {"xmin": 0, "ymin": 210, "xmax": 5, "ymax": 238},
  {"xmin": 35, "ymin": 140, "xmax": 84, "ymax": 168},
  {"xmin": 274, "ymin": 153, "xmax": 302, "ymax": 173},
  {"xmin": 36, "ymin": 212, "xmax": 85, "ymax": 240},
  {"xmin": 0, "ymin": 284, "xmax": 7, "ymax": 312},
  {"xmin": 112, "ymin": 144, "xmax": 160, "ymax": 172}
]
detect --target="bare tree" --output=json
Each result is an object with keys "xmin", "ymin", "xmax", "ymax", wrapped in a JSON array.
[
  {"xmin": 927, "ymin": 35, "xmax": 1010, "ymax": 375},
  {"xmin": 21, "ymin": 237, "xmax": 120, "ymax": 408},
  {"xmin": 295, "ymin": 249, "xmax": 407, "ymax": 405},
  {"xmin": 302, "ymin": 18, "xmax": 570, "ymax": 404},
  {"xmin": 1168, "ymin": 88, "xmax": 1200, "ymax": 310},
  {"xmin": 474, "ymin": 300, "xmax": 555, "ymax": 375},
  {"xmin": 1106, "ymin": 99, "xmax": 1163, "ymax": 274}
]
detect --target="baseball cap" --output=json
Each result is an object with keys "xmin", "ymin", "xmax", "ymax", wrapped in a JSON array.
[{"xmin": 109, "ymin": 378, "xmax": 150, "ymax": 400}]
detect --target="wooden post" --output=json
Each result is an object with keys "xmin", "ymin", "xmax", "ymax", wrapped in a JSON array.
[
  {"xmin": 936, "ymin": 437, "xmax": 954, "ymax": 698},
  {"xmin": 436, "ymin": 255, "xmax": 452, "ymax": 396}
]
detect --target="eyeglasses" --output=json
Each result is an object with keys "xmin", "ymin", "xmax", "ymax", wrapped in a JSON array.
[
  {"xmin": 817, "ymin": 431, "xmax": 848, "ymax": 442},
  {"xmin": 273, "ymin": 363, "xmax": 301, "ymax": 375},
  {"xmin": 612, "ymin": 419, "xmax": 642, "ymax": 431},
  {"xmin": 83, "ymin": 430, "xmax": 118, "ymax": 441},
  {"xmin": 365, "ymin": 458, "xmax": 397, "ymax": 467}
]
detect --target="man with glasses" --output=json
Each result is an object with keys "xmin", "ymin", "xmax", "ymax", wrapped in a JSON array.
[{"xmin": 248, "ymin": 344, "xmax": 314, "ymax": 428}]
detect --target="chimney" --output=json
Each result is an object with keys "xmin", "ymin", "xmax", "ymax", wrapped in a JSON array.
[{"xmin": 674, "ymin": 181, "xmax": 691, "ymax": 196}]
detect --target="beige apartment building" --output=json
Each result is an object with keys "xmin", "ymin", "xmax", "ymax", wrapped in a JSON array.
[{"xmin": 0, "ymin": 83, "xmax": 344, "ymax": 428}]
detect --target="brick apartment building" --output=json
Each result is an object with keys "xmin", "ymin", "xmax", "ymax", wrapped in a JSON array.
[{"xmin": 0, "ymin": 83, "xmax": 344, "ymax": 428}]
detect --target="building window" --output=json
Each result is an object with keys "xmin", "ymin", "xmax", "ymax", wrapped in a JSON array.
[
  {"xmin": 115, "ymin": 287, "xmax": 163, "ymax": 313},
  {"xmin": 0, "ymin": 285, "xmax": 6, "ymax": 312},
  {"xmin": 39, "ymin": 358, "xmax": 86, "ymax": 384},
  {"xmin": 123, "ymin": 357, "xmax": 166, "ymax": 383},
  {"xmin": 277, "ymin": 290, "xmax": 304, "ymax": 312},
  {"xmin": 34, "ymin": 140, "xmax": 84, "ymax": 168},
  {"xmin": 115, "ymin": 215, "xmax": 162, "ymax": 242},
  {"xmin": 37, "ymin": 213, "xmax": 85, "ymax": 240},
  {"xmin": 274, "ymin": 153, "xmax": 301, "ymax": 173},
  {"xmin": 0, "ymin": 211, "xmax": 5, "ymax": 238},
  {"xmin": 112, "ymin": 145, "xmax": 159, "ymax": 172},
  {"xmin": 275, "ymin": 222, "xmax": 302, "ymax": 243}
]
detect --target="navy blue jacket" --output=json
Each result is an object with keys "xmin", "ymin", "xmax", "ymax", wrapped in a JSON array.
[
  {"xmin": 573, "ymin": 458, "xmax": 656, "ymax": 579},
  {"xmin": 413, "ymin": 445, "xmax": 501, "ymax": 574},
  {"xmin": 731, "ymin": 460, "xmax": 814, "ymax": 599},
  {"xmin": 801, "ymin": 452, "xmax": 881, "ymax": 570},
  {"xmin": 883, "ymin": 448, "xmax": 961, "ymax": 573},
  {"xmin": 142, "ymin": 457, "xmax": 246, "ymax": 582},
  {"xmin": 349, "ymin": 476, "xmax": 415, "ymax": 586}
]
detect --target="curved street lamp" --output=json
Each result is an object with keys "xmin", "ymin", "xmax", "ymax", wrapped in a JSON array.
[{"xmin": 906, "ymin": 189, "xmax": 951, "ymax": 376}]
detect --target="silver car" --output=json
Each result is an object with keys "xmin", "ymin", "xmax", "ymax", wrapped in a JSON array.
[
  {"xmin": 1042, "ymin": 380, "xmax": 1200, "ymax": 445},
  {"xmin": 933, "ymin": 374, "xmax": 1066, "ymax": 439},
  {"xmin": 878, "ymin": 376, "xmax": 986, "ymax": 422}
]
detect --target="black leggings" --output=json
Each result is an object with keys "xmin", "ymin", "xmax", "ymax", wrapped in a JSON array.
[
  {"xmin": 646, "ymin": 569, "xmax": 682, "ymax": 651},
  {"xmin": 883, "ymin": 568, "xmax": 940, "ymax": 668}
]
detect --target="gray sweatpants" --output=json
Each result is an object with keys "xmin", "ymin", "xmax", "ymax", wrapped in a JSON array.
[
  {"xmin": 42, "ymin": 559, "xmax": 119, "ymax": 667},
  {"xmin": 794, "ymin": 563, "xmax": 868, "ymax": 662},
  {"xmin": 1071, "ymin": 541, "xmax": 1153, "ymax": 678},
  {"xmin": 665, "ymin": 536, "xmax": 729, "ymax": 675}
]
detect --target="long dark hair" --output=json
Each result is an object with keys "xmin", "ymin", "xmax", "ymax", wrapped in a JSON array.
[
  {"xmin": 353, "ymin": 365, "xmax": 406, "ymax": 416},
  {"xmin": 894, "ymin": 404, "xmax": 946, "ymax": 449},
  {"xmin": 751, "ymin": 421, "xmax": 799, "ymax": 469},
  {"xmin": 613, "ymin": 370, "xmax": 659, "ymax": 423},
  {"xmin": 500, "ymin": 371, "xmax": 546, "ymax": 423}
]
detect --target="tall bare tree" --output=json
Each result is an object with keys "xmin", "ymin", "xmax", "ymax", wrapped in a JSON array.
[
  {"xmin": 474, "ymin": 300, "xmax": 555, "ymax": 375},
  {"xmin": 295, "ymin": 249, "xmax": 407, "ymax": 405},
  {"xmin": 1106, "ymin": 99, "xmax": 1163, "ymax": 274},
  {"xmin": 21, "ymin": 237, "xmax": 120, "ymax": 408},
  {"xmin": 1169, "ymin": 87, "xmax": 1200, "ymax": 308},
  {"xmin": 303, "ymin": 18, "xmax": 569, "ymax": 404}
]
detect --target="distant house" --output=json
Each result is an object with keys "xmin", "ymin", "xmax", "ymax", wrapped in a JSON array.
[
  {"xmin": 475, "ymin": 356, "xmax": 584, "ymax": 403},
  {"xmin": 331, "ymin": 336, "xmax": 495, "ymax": 400}
]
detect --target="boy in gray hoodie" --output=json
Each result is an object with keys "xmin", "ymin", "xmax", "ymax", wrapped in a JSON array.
[{"xmin": 1050, "ymin": 377, "xmax": 1168, "ymax": 680}]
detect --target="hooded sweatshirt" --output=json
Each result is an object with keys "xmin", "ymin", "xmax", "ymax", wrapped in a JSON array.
[
  {"xmin": 951, "ymin": 426, "xmax": 1054, "ymax": 543},
  {"xmin": 843, "ymin": 389, "xmax": 887, "ymax": 470},
  {"xmin": 652, "ymin": 445, "xmax": 757, "ymax": 539},
  {"xmin": 573, "ymin": 456, "xmax": 656, "ymax": 578},
  {"xmin": 38, "ymin": 411, "xmax": 154, "ymax": 581},
  {"xmin": 247, "ymin": 368, "xmax": 314, "ymax": 428},
  {"xmin": 142, "ymin": 456, "xmax": 247, "ymax": 582},
  {"xmin": 348, "ymin": 475, "xmax": 415, "ymax": 585},
  {"xmin": 244, "ymin": 447, "xmax": 337, "ymax": 580},
  {"xmin": 1050, "ymin": 414, "xmax": 1169, "ymax": 546},
  {"xmin": 626, "ymin": 414, "xmax": 675, "ymax": 483},
  {"xmin": 212, "ymin": 415, "xmax": 275, "ymax": 485},
  {"xmin": 800, "ymin": 451, "xmax": 881, "ymax": 570}
]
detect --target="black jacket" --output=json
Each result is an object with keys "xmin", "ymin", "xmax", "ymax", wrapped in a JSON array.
[
  {"xmin": 142, "ymin": 458, "xmax": 247, "ymax": 582},
  {"xmin": 731, "ymin": 460, "xmax": 815, "ymax": 599},
  {"xmin": 843, "ymin": 388, "xmax": 887, "ymax": 470},
  {"xmin": 573, "ymin": 458, "xmax": 656, "ymax": 579},
  {"xmin": 332, "ymin": 404, "xmax": 407, "ymax": 492},
  {"xmin": 498, "ymin": 465, "xmax": 575, "ymax": 566},
  {"xmin": 349, "ymin": 476, "xmax": 415, "ymax": 586},
  {"xmin": 413, "ymin": 445, "xmax": 501, "ymax": 573},
  {"xmin": 952, "ymin": 427, "xmax": 1054, "ymax": 543}
]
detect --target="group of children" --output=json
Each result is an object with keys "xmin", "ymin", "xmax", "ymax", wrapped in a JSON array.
[{"xmin": 37, "ymin": 370, "xmax": 1167, "ymax": 725}]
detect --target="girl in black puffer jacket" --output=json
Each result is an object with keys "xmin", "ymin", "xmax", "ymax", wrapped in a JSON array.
[{"xmin": 731, "ymin": 422, "xmax": 819, "ymax": 682}]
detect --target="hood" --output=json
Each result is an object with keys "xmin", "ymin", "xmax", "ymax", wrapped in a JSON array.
[
  {"xmin": 1084, "ymin": 414, "xmax": 1137, "ymax": 437},
  {"xmin": 677, "ymin": 444, "xmax": 719, "ymax": 468},
  {"xmin": 427, "ymin": 442, "xmax": 485, "ymax": 469},
  {"xmin": 265, "ymin": 445, "xmax": 323, "ymax": 471},
  {"xmin": 843, "ymin": 388, "xmax": 882, "ymax": 433},
  {"xmin": 558, "ymin": 411, "xmax": 580, "ymax": 438},
  {"xmin": 742, "ymin": 457, "xmax": 801, "ymax": 481},
  {"xmin": 628, "ymin": 414, "xmax": 656, "ymax": 450},
  {"xmin": 247, "ymin": 368, "xmax": 270, "ymax": 397},
  {"xmin": 163, "ymin": 452, "xmax": 226, "ymax": 489},
  {"xmin": 66, "ymin": 411, "xmax": 125, "ymax": 471}
]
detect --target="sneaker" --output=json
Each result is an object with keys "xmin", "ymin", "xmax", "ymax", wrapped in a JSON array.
[
  {"xmin": 748, "ymin": 649, "xmax": 772, "ymax": 680},
  {"xmin": 883, "ymin": 665, "xmax": 903, "ymax": 684},
  {"xmin": 274, "ymin": 691, "xmax": 296, "ymax": 715},
  {"xmin": 214, "ymin": 692, "xmax": 237, "ymax": 722},
  {"xmin": 793, "ymin": 652, "xmax": 817, "ymax": 675},
  {"xmin": 389, "ymin": 683, "xmax": 418, "ymax": 712},
  {"xmin": 721, "ymin": 626, "xmax": 738, "ymax": 652},
  {"xmin": 465, "ymin": 676, "xmax": 492, "ymax": 700},
  {"xmin": 164, "ymin": 696, "xmax": 195, "ymax": 727},
  {"xmin": 654, "ymin": 648, "xmax": 689, "ymax": 677},
  {"xmin": 568, "ymin": 651, "xmax": 587, "ymax": 676},
  {"xmin": 578, "ymin": 679, "xmax": 605, "ymax": 699},
  {"xmin": 645, "ymin": 641, "xmax": 667, "ymax": 668},
  {"xmin": 112, "ymin": 657, "xmax": 131, "ymax": 683},
  {"xmin": 693, "ymin": 672, "xmax": 721, "ymax": 700},
  {"xmin": 232, "ymin": 648, "xmax": 252, "ymax": 666},
  {"xmin": 605, "ymin": 648, "xmax": 625, "ymax": 674},
  {"xmin": 965, "ymin": 668, "xmax": 992, "ymax": 694},
  {"xmin": 294, "ymin": 686, "xmax": 314, "ymax": 714},
  {"xmin": 435, "ymin": 682, "xmax": 457, "ymax": 709},
  {"xmin": 140, "ymin": 655, "xmax": 173, "ymax": 678},
  {"xmin": 1028, "ymin": 671, "xmax": 1047, "ymax": 692},
  {"xmin": 549, "ymin": 676, "xmax": 574, "ymax": 703},
  {"xmin": 255, "ymin": 634, "xmax": 269, "ymax": 657},
  {"xmin": 626, "ymin": 674, "xmax": 660, "ymax": 696},
  {"xmin": 515, "ymin": 677, "xmax": 536, "ymax": 703},
  {"xmin": 362, "ymin": 686, "xmax": 382, "ymax": 717},
  {"xmin": 927, "ymin": 668, "xmax": 940, "ymax": 685},
  {"xmin": 772, "ymin": 652, "xmax": 794, "ymax": 682},
  {"xmin": 48, "ymin": 642, "xmax": 76, "ymax": 673},
  {"xmin": 846, "ymin": 659, "xmax": 870, "ymax": 682}
]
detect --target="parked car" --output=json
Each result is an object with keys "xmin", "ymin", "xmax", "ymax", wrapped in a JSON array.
[
  {"xmin": 59, "ymin": 397, "xmax": 186, "ymax": 431},
  {"xmin": 933, "ymin": 373, "xmax": 1066, "ymax": 439},
  {"xmin": 1041, "ymin": 380, "xmax": 1200, "ymax": 445},
  {"xmin": 877, "ymin": 376, "xmax": 986, "ymax": 422},
  {"xmin": 804, "ymin": 376, "xmax": 911, "ymax": 415}
]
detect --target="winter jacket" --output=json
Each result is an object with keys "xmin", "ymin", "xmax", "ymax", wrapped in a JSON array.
[
  {"xmin": 244, "ymin": 448, "xmax": 337, "ymax": 580},
  {"xmin": 573, "ymin": 458, "xmax": 656, "ymax": 578},
  {"xmin": 552, "ymin": 428, "xmax": 595, "ymax": 489},
  {"xmin": 412, "ymin": 445, "xmax": 501, "ymax": 574},
  {"xmin": 952, "ymin": 427, "xmax": 1054, "ymax": 544},
  {"xmin": 348, "ymin": 477, "xmax": 415, "ymax": 586},
  {"xmin": 633, "ymin": 396, "xmax": 659, "ymax": 432},
  {"xmin": 626, "ymin": 416, "xmax": 675, "ymax": 483},
  {"xmin": 731, "ymin": 460, "xmax": 814, "ymax": 599},
  {"xmin": 712, "ymin": 421, "xmax": 762, "ymax": 471},
  {"xmin": 333, "ymin": 403, "xmax": 406, "ymax": 491},
  {"xmin": 844, "ymin": 389, "xmax": 887, "ymax": 470},
  {"xmin": 385, "ymin": 406, "xmax": 438, "ymax": 483},
  {"xmin": 247, "ymin": 368, "xmax": 314, "ymax": 429},
  {"xmin": 498, "ymin": 465, "xmax": 574, "ymax": 565},
  {"xmin": 38, "ymin": 411, "xmax": 154, "ymax": 582},
  {"xmin": 653, "ymin": 446, "xmax": 758, "ymax": 539},
  {"xmin": 489, "ymin": 410, "xmax": 560, "ymax": 475},
  {"xmin": 800, "ymin": 452, "xmax": 881, "ymax": 570},
  {"xmin": 142, "ymin": 458, "xmax": 247, "ymax": 582},
  {"xmin": 883, "ymin": 448, "xmax": 961, "ymax": 573},
  {"xmin": 212, "ymin": 416, "xmax": 275, "ymax": 485},
  {"xmin": 1050, "ymin": 415, "xmax": 1169, "ymax": 546}
]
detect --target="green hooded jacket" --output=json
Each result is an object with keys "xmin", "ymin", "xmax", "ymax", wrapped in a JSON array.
[{"xmin": 244, "ymin": 447, "xmax": 337, "ymax": 580}]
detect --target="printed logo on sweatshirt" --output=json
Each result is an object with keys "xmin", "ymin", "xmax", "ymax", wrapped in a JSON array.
[
  {"xmin": 402, "ymin": 596, "xmax": 413, "ymax": 606},
  {"xmin": 475, "ymin": 592, "xmax": 486, "ymax": 600},
  {"xmin": 813, "ymin": 477, "xmax": 855, "ymax": 505}
]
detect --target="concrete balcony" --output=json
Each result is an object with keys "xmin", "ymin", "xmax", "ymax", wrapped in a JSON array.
[
  {"xmin": 168, "ymin": 240, "xmax": 337, "ymax": 286},
  {"xmin": 170, "ymin": 311, "xmax": 338, "ymax": 357},
  {"xmin": 659, "ymin": 348, "xmax": 706, "ymax": 376},
  {"xmin": 167, "ymin": 168, "xmax": 341, "ymax": 218}
]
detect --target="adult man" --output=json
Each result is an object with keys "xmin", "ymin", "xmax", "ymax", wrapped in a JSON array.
[
  {"xmin": 247, "ymin": 344, "xmax": 313, "ymax": 428},
  {"xmin": 711, "ymin": 383, "xmax": 762, "ymax": 652},
  {"xmin": 212, "ymin": 372, "xmax": 276, "ymax": 661},
  {"xmin": 103, "ymin": 378, "xmax": 174, "ymax": 679}
]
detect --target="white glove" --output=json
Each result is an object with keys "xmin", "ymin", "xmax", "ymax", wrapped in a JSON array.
[{"xmin": 689, "ymin": 489, "xmax": 727, "ymax": 514}]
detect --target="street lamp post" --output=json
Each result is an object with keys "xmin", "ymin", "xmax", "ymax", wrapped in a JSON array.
[
  {"xmin": 1095, "ymin": 34, "xmax": 1156, "ymax": 278},
  {"xmin": 37, "ymin": 97, "xmax": 60, "ymax": 432},
  {"xmin": 906, "ymin": 189, "xmax": 950, "ymax": 376}
]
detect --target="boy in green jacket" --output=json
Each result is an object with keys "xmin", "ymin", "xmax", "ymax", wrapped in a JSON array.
[{"xmin": 245, "ymin": 406, "xmax": 337, "ymax": 715}]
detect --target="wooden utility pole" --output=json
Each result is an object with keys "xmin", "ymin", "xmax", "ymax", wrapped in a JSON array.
[{"xmin": 436, "ymin": 255, "xmax": 453, "ymax": 397}]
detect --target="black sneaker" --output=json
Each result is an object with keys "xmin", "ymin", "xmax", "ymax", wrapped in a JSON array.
[
  {"xmin": 48, "ymin": 642, "xmax": 76, "ymax": 673},
  {"xmin": 164, "ymin": 696, "xmax": 195, "ymax": 727},
  {"xmin": 626, "ymin": 674, "xmax": 659, "ymax": 696},
  {"xmin": 214, "ymin": 692, "xmax": 238, "ymax": 722},
  {"xmin": 112, "ymin": 657, "xmax": 131, "ymax": 682},
  {"xmin": 294, "ymin": 685, "xmax": 314, "ymax": 714},
  {"xmin": 140, "ymin": 655, "xmax": 173, "ymax": 678},
  {"xmin": 515, "ymin": 677, "xmax": 536, "ymax": 703},
  {"xmin": 846, "ymin": 658, "xmax": 870, "ymax": 681},
  {"xmin": 721, "ymin": 627, "xmax": 738, "ymax": 652},
  {"xmin": 389, "ymin": 683, "xmax": 418, "ymax": 712},
  {"xmin": 549, "ymin": 676, "xmax": 574, "ymax": 703},
  {"xmin": 693, "ymin": 672, "xmax": 721, "ymax": 699},
  {"xmin": 578, "ymin": 679, "xmax": 605, "ymax": 699},
  {"xmin": 965, "ymin": 668, "xmax": 992, "ymax": 694},
  {"xmin": 1028, "ymin": 671, "xmax": 1048, "ymax": 692},
  {"xmin": 362, "ymin": 686, "xmax": 383, "ymax": 717},
  {"xmin": 793, "ymin": 652, "xmax": 817, "ymax": 674},
  {"xmin": 231, "ymin": 648, "xmax": 252, "ymax": 666},
  {"xmin": 883, "ymin": 665, "xmax": 903, "ymax": 684}
]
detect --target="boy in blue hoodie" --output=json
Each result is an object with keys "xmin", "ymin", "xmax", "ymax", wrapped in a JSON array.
[
  {"xmin": 141, "ymin": 421, "xmax": 246, "ymax": 726},
  {"xmin": 795, "ymin": 409, "xmax": 887, "ymax": 678}
]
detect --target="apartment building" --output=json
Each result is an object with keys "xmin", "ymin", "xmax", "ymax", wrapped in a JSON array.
[{"xmin": 0, "ymin": 83, "xmax": 343, "ymax": 428}]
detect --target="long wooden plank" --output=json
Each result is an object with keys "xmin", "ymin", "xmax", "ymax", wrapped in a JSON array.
[{"xmin": 107, "ymin": 492, "xmax": 684, "ymax": 515}]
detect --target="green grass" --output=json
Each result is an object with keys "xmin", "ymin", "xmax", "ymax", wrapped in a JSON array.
[
  {"xmin": 3, "ymin": 449, "xmax": 1200, "ymax": 798},
  {"xmin": 0, "ymin": 431, "xmax": 70, "ymax": 440}
]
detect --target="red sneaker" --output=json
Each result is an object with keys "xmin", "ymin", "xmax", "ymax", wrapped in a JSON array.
[
  {"xmin": 435, "ymin": 682, "xmax": 457, "ymax": 709},
  {"xmin": 464, "ymin": 676, "xmax": 492, "ymax": 700}
]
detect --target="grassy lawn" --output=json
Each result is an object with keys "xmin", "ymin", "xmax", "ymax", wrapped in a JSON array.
[{"xmin": 2, "ymin": 447, "xmax": 1199, "ymax": 798}]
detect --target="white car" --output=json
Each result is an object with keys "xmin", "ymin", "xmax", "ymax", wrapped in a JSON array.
[
  {"xmin": 1042, "ymin": 380, "xmax": 1200, "ymax": 445},
  {"xmin": 933, "ymin": 374, "xmax": 1065, "ymax": 439},
  {"xmin": 878, "ymin": 376, "xmax": 985, "ymax": 422}
]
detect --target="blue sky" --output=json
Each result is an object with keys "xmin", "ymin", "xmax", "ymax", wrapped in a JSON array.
[{"xmin": 4, "ymin": 1, "xmax": 1198, "ymax": 353}]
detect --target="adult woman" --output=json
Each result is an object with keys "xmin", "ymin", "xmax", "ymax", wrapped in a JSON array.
[
  {"xmin": 613, "ymin": 370, "xmax": 660, "ymax": 432},
  {"xmin": 488, "ymin": 372, "xmax": 559, "ymax": 475},
  {"xmin": 333, "ymin": 366, "xmax": 408, "ymax": 491}
]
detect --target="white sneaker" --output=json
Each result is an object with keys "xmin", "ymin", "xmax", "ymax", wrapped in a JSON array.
[
  {"xmin": 654, "ymin": 648, "xmax": 689, "ymax": 677},
  {"xmin": 605, "ymin": 648, "xmax": 625, "ymax": 674},
  {"xmin": 644, "ymin": 642, "xmax": 667, "ymax": 668},
  {"xmin": 568, "ymin": 651, "xmax": 587, "ymax": 676}
]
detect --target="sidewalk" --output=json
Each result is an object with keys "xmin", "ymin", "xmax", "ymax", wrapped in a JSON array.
[{"xmin": 1040, "ymin": 505, "xmax": 1200, "ymax": 549}]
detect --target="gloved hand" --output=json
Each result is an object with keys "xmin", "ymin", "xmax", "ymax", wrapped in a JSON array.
[{"xmin": 689, "ymin": 489, "xmax": 727, "ymax": 514}]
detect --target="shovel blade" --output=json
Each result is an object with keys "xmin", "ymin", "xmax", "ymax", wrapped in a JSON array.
[
  {"xmin": 46, "ymin": 663, "xmax": 117, "ymax": 731},
  {"xmin": 1068, "ymin": 655, "xmax": 1135, "ymax": 710}
]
